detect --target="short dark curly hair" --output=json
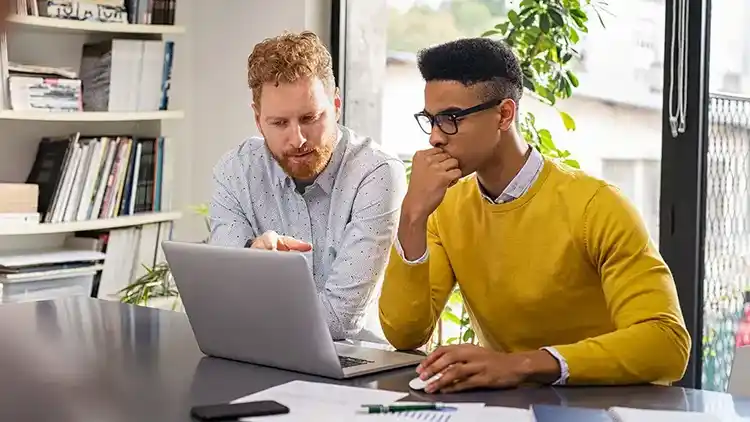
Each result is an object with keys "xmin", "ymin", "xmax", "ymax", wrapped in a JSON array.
[{"xmin": 417, "ymin": 38, "xmax": 523, "ymax": 104}]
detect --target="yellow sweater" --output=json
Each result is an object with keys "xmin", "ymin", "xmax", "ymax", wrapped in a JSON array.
[{"xmin": 379, "ymin": 158, "xmax": 691, "ymax": 385}]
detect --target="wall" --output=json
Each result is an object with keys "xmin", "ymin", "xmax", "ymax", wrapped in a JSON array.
[{"xmin": 168, "ymin": 0, "xmax": 333, "ymax": 242}]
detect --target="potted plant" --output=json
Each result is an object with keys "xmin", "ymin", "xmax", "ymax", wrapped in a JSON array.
[{"xmin": 118, "ymin": 204, "xmax": 209, "ymax": 311}]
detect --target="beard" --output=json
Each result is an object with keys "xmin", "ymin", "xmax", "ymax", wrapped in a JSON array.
[{"xmin": 271, "ymin": 138, "xmax": 335, "ymax": 181}]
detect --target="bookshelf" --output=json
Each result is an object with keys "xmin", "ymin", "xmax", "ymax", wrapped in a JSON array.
[
  {"xmin": 0, "ymin": 2, "xmax": 185, "ymax": 306},
  {"xmin": 0, "ymin": 110, "xmax": 184, "ymax": 121},
  {"xmin": 0, "ymin": 211, "xmax": 181, "ymax": 235},
  {"xmin": 6, "ymin": 15, "xmax": 185, "ymax": 35}
]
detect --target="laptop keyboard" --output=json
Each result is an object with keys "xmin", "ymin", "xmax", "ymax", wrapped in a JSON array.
[{"xmin": 338, "ymin": 355, "xmax": 374, "ymax": 368}]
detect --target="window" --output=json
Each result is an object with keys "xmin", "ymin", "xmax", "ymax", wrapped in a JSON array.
[
  {"xmin": 338, "ymin": 0, "xmax": 665, "ymax": 243},
  {"xmin": 602, "ymin": 158, "xmax": 661, "ymax": 243}
]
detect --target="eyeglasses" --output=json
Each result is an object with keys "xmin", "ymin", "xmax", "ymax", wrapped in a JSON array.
[{"xmin": 414, "ymin": 98, "xmax": 504, "ymax": 135}]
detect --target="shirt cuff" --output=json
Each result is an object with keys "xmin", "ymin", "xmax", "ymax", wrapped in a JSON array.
[
  {"xmin": 541, "ymin": 346, "xmax": 569, "ymax": 385},
  {"xmin": 394, "ymin": 237, "xmax": 429, "ymax": 265}
]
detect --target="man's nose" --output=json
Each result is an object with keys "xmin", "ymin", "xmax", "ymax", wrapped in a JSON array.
[
  {"xmin": 290, "ymin": 124, "xmax": 308, "ymax": 149},
  {"xmin": 429, "ymin": 126, "xmax": 447, "ymax": 148}
]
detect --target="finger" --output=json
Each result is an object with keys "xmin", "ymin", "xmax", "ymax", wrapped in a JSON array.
[
  {"xmin": 438, "ymin": 373, "xmax": 486, "ymax": 394},
  {"xmin": 281, "ymin": 236, "xmax": 312, "ymax": 252},
  {"xmin": 426, "ymin": 362, "xmax": 482, "ymax": 394},
  {"xmin": 446, "ymin": 169, "xmax": 462, "ymax": 185},
  {"xmin": 427, "ymin": 152, "xmax": 453, "ymax": 165},
  {"xmin": 266, "ymin": 231, "xmax": 279, "ymax": 251},
  {"xmin": 419, "ymin": 348, "xmax": 462, "ymax": 380},
  {"xmin": 416, "ymin": 346, "xmax": 450, "ymax": 374},
  {"xmin": 422, "ymin": 147, "xmax": 445, "ymax": 156},
  {"xmin": 276, "ymin": 237, "xmax": 291, "ymax": 252},
  {"xmin": 437, "ymin": 158, "xmax": 459, "ymax": 171}
]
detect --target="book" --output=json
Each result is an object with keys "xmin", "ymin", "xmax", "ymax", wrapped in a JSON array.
[{"xmin": 25, "ymin": 133, "xmax": 171, "ymax": 223}]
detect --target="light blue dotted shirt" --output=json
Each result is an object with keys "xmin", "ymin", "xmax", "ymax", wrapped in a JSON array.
[{"xmin": 209, "ymin": 125, "xmax": 407, "ymax": 341}]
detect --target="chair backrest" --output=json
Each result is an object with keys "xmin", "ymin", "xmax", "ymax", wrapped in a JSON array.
[{"xmin": 728, "ymin": 345, "xmax": 750, "ymax": 397}]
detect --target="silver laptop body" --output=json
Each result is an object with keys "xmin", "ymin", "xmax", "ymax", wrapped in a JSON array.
[{"xmin": 162, "ymin": 241, "xmax": 422, "ymax": 379}]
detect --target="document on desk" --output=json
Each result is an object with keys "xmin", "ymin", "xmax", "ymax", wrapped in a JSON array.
[
  {"xmin": 364, "ymin": 403, "xmax": 530, "ymax": 422},
  {"xmin": 232, "ymin": 381, "xmax": 530, "ymax": 421},
  {"xmin": 231, "ymin": 380, "xmax": 408, "ymax": 421}
]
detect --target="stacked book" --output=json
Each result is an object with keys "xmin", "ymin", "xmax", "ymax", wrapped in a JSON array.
[
  {"xmin": 15, "ymin": 0, "xmax": 128, "ymax": 23},
  {"xmin": 0, "ymin": 249, "xmax": 105, "ymax": 303},
  {"xmin": 80, "ymin": 38, "xmax": 174, "ymax": 111},
  {"xmin": 8, "ymin": 62, "xmax": 82, "ymax": 112},
  {"xmin": 14, "ymin": 0, "xmax": 177, "ymax": 25},
  {"xmin": 0, "ymin": 183, "xmax": 40, "ymax": 225},
  {"xmin": 25, "ymin": 132, "xmax": 173, "ymax": 224}
]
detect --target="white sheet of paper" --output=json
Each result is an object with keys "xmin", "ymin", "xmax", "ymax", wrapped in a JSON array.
[
  {"xmin": 350, "ymin": 402, "xmax": 485, "ymax": 422},
  {"xmin": 231, "ymin": 380, "xmax": 409, "ymax": 421}
]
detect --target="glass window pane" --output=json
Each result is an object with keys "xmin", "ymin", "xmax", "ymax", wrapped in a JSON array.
[{"xmin": 704, "ymin": 0, "xmax": 750, "ymax": 393}]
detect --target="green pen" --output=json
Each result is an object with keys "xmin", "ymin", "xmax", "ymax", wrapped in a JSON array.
[{"xmin": 359, "ymin": 403, "xmax": 457, "ymax": 414}]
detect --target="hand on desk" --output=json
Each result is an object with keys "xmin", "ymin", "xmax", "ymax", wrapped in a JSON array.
[
  {"xmin": 250, "ymin": 230, "xmax": 312, "ymax": 252},
  {"xmin": 415, "ymin": 344, "xmax": 561, "ymax": 394}
]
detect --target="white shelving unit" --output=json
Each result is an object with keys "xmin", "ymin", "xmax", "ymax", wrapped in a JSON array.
[
  {"xmin": 0, "ymin": 109, "xmax": 184, "ymax": 121},
  {"xmin": 0, "ymin": 14, "xmax": 185, "ymax": 304},
  {"xmin": 6, "ymin": 15, "xmax": 185, "ymax": 35},
  {"xmin": 0, "ymin": 211, "xmax": 182, "ymax": 236}
]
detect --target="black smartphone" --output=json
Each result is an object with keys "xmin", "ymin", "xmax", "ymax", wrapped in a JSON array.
[{"xmin": 190, "ymin": 400, "xmax": 290, "ymax": 421}]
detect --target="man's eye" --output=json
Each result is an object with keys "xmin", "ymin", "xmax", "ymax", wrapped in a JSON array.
[{"xmin": 302, "ymin": 114, "xmax": 319, "ymax": 123}]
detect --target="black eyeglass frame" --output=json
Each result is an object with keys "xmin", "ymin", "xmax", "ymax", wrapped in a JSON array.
[{"xmin": 414, "ymin": 98, "xmax": 504, "ymax": 135}]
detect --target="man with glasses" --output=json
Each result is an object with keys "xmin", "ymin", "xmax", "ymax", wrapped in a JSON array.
[{"xmin": 379, "ymin": 37, "xmax": 690, "ymax": 392}]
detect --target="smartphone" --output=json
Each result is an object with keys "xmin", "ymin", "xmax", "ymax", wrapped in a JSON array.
[{"xmin": 190, "ymin": 400, "xmax": 290, "ymax": 420}]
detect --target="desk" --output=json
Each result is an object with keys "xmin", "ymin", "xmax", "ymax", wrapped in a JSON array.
[{"xmin": 0, "ymin": 298, "xmax": 747, "ymax": 421}]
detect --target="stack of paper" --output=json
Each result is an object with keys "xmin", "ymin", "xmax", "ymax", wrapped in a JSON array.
[{"xmin": 231, "ymin": 381, "xmax": 530, "ymax": 421}]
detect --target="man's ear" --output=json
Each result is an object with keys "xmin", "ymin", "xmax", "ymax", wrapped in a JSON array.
[
  {"xmin": 498, "ymin": 99, "xmax": 517, "ymax": 132},
  {"xmin": 333, "ymin": 87, "xmax": 342, "ymax": 122},
  {"xmin": 252, "ymin": 102, "xmax": 262, "ymax": 132}
]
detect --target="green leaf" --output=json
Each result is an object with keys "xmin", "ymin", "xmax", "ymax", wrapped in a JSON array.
[
  {"xmin": 548, "ymin": 9, "xmax": 565, "ymax": 26},
  {"xmin": 559, "ymin": 111, "xmax": 576, "ymax": 130},
  {"xmin": 569, "ymin": 27, "xmax": 580, "ymax": 43},
  {"xmin": 538, "ymin": 129, "xmax": 554, "ymax": 149},
  {"xmin": 564, "ymin": 159, "xmax": 581, "ymax": 169},
  {"xmin": 508, "ymin": 10, "xmax": 521, "ymax": 27},
  {"xmin": 442, "ymin": 310, "xmax": 462, "ymax": 326},
  {"xmin": 540, "ymin": 14, "xmax": 550, "ymax": 33},
  {"xmin": 570, "ymin": 9, "xmax": 588, "ymax": 21},
  {"xmin": 481, "ymin": 29, "xmax": 501, "ymax": 37},
  {"xmin": 567, "ymin": 70, "xmax": 579, "ymax": 87},
  {"xmin": 563, "ymin": 79, "xmax": 573, "ymax": 97},
  {"xmin": 537, "ymin": 86, "xmax": 556, "ymax": 105},
  {"xmin": 462, "ymin": 328, "xmax": 475, "ymax": 343},
  {"xmin": 494, "ymin": 21, "xmax": 510, "ymax": 34}
]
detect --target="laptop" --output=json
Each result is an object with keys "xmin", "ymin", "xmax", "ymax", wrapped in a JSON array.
[{"xmin": 162, "ymin": 241, "xmax": 423, "ymax": 379}]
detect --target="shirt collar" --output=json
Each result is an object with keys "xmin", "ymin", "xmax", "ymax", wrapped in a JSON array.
[
  {"xmin": 269, "ymin": 126, "xmax": 346, "ymax": 195},
  {"xmin": 478, "ymin": 146, "xmax": 544, "ymax": 204}
]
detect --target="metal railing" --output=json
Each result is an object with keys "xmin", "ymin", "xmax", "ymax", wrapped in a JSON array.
[{"xmin": 702, "ymin": 92, "xmax": 750, "ymax": 391}]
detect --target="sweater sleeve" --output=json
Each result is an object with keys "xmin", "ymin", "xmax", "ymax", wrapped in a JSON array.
[
  {"xmin": 379, "ymin": 214, "xmax": 456, "ymax": 350},
  {"xmin": 552, "ymin": 184, "xmax": 691, "ymax": 385}
]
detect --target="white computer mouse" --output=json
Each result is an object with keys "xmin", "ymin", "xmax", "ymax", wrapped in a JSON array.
[{"xmin": 409, "ymin": 373, "xmax": 443, "ymax": 390}]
